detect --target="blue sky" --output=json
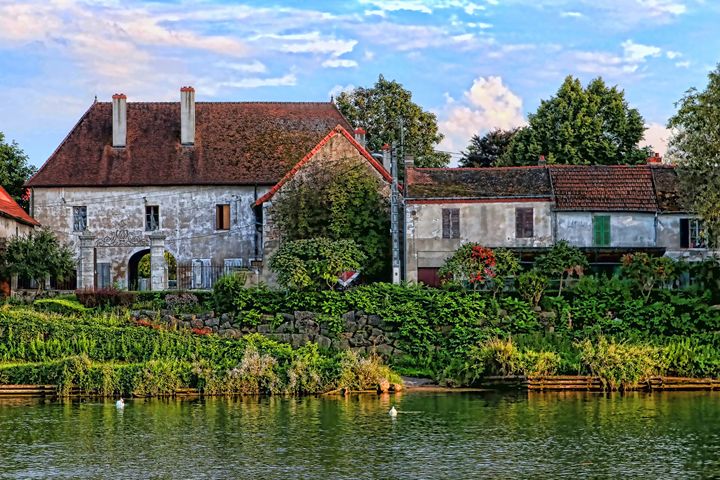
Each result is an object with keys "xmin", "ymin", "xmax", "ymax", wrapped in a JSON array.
[{"xmin": 1, "ymin": 0, "xmax": 719, "ymax": 167}]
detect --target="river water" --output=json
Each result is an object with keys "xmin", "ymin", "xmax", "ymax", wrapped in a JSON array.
[{"xmin": 1, "ymin": 391, "xmax": 718, "ymax": 479}]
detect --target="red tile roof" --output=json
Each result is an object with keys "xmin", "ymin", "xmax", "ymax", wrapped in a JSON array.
[
  {"xmin": 549, "ymin": 165, "xmax": 658, "ymax": 212},
  {"xmin": 650, "ymin": 165, "xmax": 684, "ymax": 212},
  {"xmin": 405, "ymin": 166, "xmax": 553, "ymax": 199},
  {"xmin": 0, "ymin": 186, "xmax": 40, "ymax": 226},
  {"xmin": 27, "ymin": 101, "xmax": 352, "ymax": 187},
  {"xmin": 255, "ymin": 125, "xmax": 392, "ymax": 206}
]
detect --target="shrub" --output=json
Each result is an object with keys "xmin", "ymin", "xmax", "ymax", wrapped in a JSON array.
[
  {"xmin": 269, "ymin": 237, "xmax": 367, "ymax": 290},
  {"xmin": 518, "ymin": 270, "xmax": 549, "ymax": 308},
  {"xmin": 337, "ymin": 351, "xmax": 400, "ymax": 390},
  {"xmin": 76, "ymin": 288, "xmax": 135, "ymax": 309},
  {"xmin": 213, "ymin": 274, "xmax": 248, "ymax": 313},
  {"xmin": 535, "ymin": 240, "xmax": 588, "ymax": 295},
  {"xmin": 577, "ymin": 337, "xmax": 668, "ymax": 390},
  {"xmin": 33, "ymin": 298, "xmax": 87, "ymax": 316},
  {"xmin": 164, "ymin": 292, "xmax": 199, "ymax": 312}
]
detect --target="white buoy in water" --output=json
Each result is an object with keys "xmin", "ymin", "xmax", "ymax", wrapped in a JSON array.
[
  {"xmin": 389, "ymin": 406, "xmax": 397, "ymax": 417},
  {"xmin": 116, "ymin": 398, "xmax": 125, "ymax": 409}
]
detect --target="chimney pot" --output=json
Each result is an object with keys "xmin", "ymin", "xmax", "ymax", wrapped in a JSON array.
[
  {"xmin": 404, "ymin": 155, "xmax": 415, "ymax": 169},
  {"xmin": 538, "ymin": 155, "xmax": 546, "ymax": 165},
  {"xmin": 181, "ymin": 86, "xmax": 196, "ymax": 145},
  {"xmin": 381, "ymin": 143, "xmax": 390, "ymax": 151},
  {"xmin": 354, "ymin": 127, "xmax": 367, "ymax": 149},
  {"xmin": 112, "ymin": 93, "xmax": 127, "ymax": 147}
]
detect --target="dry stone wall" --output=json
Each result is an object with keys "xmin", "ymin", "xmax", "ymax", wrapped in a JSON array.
[{"xmin": 131, "ymin": 310, "xmax": 405, "ymax": 359}]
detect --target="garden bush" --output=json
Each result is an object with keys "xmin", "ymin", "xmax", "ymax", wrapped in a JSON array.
[{"xmin": 76, "ymin": 288, "xmax": 135, "ymax": 309}]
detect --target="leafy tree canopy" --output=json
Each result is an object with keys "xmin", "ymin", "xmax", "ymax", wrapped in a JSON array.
[
  {"xmin": 336, "ymin": 75, "xmax": 451, "ymax": 168},
  {"xmin": 271, "ymin": 156, "xmax": 390, "ymax": 279},
  {"xmin": 502, "ymin": 76, "xmax": 649, "ymax": 166},
  {"xmin": 0, "ymin": 228, "xmax": 75, "ymax": 291},
  {"xmin": 535, "ymin": 240, "xmax": 589, "ymax": 295},
  {"xmin": 460, "ymin": 128, "xmax": 519, "ymax": 167},
  {"xmin": 269, "ymin": 238, "xmax": 366, "ymax": 291},
  {"xmin": 668, "ymin": 64, "xmax": 720, "ymax": 244},
  {"xmin": 0, "ymin": 132, "xmax": 36, "ymax": 211}
]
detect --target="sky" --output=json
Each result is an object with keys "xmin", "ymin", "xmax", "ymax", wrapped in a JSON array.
[{"xmin": 1, "ymin": 0, "xmax": 719, "ymax": 167}]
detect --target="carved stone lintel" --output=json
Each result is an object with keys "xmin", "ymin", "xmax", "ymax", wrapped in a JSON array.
[{"xmin": 95, "ymin": 229, "xmax": 149, "ymax": 247}]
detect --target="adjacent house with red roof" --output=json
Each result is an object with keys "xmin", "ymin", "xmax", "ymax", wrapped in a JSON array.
[
  {"xmin": 0, "ymin": 185, "xmax": 39, "ymax": 296},
  {"xmin": 403, "ymin": 161, "xmax": 712, "ymax": 285},
  {"xmin": 26, "ymin": 87, "xmax": 354, "ymax": 290},
  {"xmin": 0, "ymin": 186, "xmax": 39, "ymax": 238}
]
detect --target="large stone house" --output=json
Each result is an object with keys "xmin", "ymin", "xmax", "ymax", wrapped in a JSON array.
[
  {"xmin": 26, "ymin": 87, "xmax": 353, "ymax": 290},
  {"xmin": 403, "ymin": 162, "xmax": 713, "ymax": 285}
]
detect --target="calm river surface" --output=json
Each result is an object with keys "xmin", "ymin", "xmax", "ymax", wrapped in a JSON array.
[{"xmin": 1, "ymin": 391, "xmax": 719, "ymax": 479}]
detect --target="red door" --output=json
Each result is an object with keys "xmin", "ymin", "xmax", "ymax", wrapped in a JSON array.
[{"xmin": 417, "ymin": 267, "xmax": 441, "ymax": 287}]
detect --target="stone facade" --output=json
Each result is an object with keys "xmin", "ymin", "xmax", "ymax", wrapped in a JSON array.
[
  {"xmin": 405, "ymin": 200, "xmax": 553, "ymax": 282},
  {"xmin": 31, "ymin": 185, "xmax": 268, "ymax": 289}
]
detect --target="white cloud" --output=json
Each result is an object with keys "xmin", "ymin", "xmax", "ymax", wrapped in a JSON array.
[
  {"xmin": 675, "ymin": 60, "xmax": 691, "ymax": 68},
  {"xmin": 321, "ymin": 58, "xmax": 359, "ymax": 68},
  {"xmin": 666, "ymin": 50, "xmax": 682, "ymax": 59},
  {"xmin": 438, "ymin": 76, "xmax": 526, "ymax": 156},
  {"xmin": 561, "ymin": 11, "xmax": 584, "ymax": 18},
  {"xmin": 214, "ymin": 60, "xmax": 268, "ymax": 74},
  {"xmin": 640, "ymin": 122, "xmax": 670, "ymax": 155},
  {"xmin": 328, "ymin": 84, "xmax": 356, "ymax": 99},
  {"xmin": 621, "ymin": 40, "xmax": 662, "ymax": 63},
  {"xmin": 221, "ymin": 74, "xmax": 297, "ymax": 89}
]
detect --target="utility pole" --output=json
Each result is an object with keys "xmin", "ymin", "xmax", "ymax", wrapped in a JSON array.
[{"xmin": 389, "ymin": 142, "xmax": 401, "ymax": 284}]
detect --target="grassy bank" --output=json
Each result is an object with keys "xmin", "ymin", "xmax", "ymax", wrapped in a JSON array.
[{"xmin": 0, "ymin": 307, "xmax": 401, "ymax": 397}]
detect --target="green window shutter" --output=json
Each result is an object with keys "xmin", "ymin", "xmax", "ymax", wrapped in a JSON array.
[{"xmin": 593, "ymin": 216, "xmax": 610, "ymax": 246}]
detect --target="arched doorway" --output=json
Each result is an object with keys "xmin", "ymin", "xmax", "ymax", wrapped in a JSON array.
[
  {"xmin": 128, "ymin": 249, "xmax": 150, "ymax": 291},
  {"xmin": 128, "ymin": 249, "xmax": 178, "ymax": 291}
]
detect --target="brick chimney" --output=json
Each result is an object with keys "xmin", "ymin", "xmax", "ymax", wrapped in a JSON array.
[
  {"xmin": 180, "ymin": 86, "xmax": 195, "ymax": 145},
  {"xmin": 354, "ymin": 127, "xmax": 367, "ymax": 149},
  {"xmin": 404, "ymin": 154, "xmax": 415, "ymax": 170},
  {"xmin": 112, "ymin": 93, "xmax": 127, "ymax": 148},
  {"xmin": 538, "ymin": 154, "xmax": 546, "ymax": 165},
  {"xmin": 647, "ymin": 152, "xmax": 662, "ymax": 164},
  {"xmin": 382, "ymin": 143, "xmax": 391, "ymax": 173}
]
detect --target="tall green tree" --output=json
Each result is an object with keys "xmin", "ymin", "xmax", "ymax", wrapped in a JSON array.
[
  {"xmin": 460, "ymin": 128, "xmax": 518, "ymax": 167},
  {"xmin": 336, "ymin": 75, "xmax": 451, "ymax": 168},
  {"xmin": 502, "ymin": 76, "xmax": 649, "ymax": 166},
  {"xmin": 667, "ymin": 64, "xmax": 720, "ymax": 245},
  {"xmin": 0, "ymin": 132, "xmax": 36, "ymax": 211},
  {"xmin": 271, "ymin": 157, "xmax": 390, "ymax": 279},
  {"xmin": 0, "ymin": 228, "xmax": 75, "ymax": 292}
]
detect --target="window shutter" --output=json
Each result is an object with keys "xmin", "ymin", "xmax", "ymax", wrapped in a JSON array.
[
  {"xmin": 223, "ymin": 205, "xmax": 231, "ymax": 229},
  {"xmin": 515, "ymin": 209, "xmax": 522, "ymax": 238},
  {"xmin": 442, "ymin": 209, "xmax": 450, "ymax": 238},
  {"xmin": 680, "ymin": 219, "xmax": 689, "ymax": 248},
  {"xmin": 451, "ymin": 209, "xmax": 460, "ymax": 238},
  {"xmin": 516, "ymin": 208, "xmax": 534, "ymax": 238},
  {"xmin": 215, "ymin": 206, "xmax": 222, "ymax": 230}
]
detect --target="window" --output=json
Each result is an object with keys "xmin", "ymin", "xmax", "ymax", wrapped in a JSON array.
[
  {"xmin": 442, "ymin": 208, "xmax": 460, "ymax": 239},
  {"xmin": 96, "ymin": 263, "xmax": 111, "ymax": 289},
  {"xmin": 73, "ymin": 206, "xmax": 87, "ymax": 232},
  {"xmin": 515, "ymin": 208, "xmax": 534, "ymax": 238},
  {"xmin": 216, "ymin": 204, "xmax": 231, "ymax": 230},
  {"xmin": 680, "ymin": 218, "xmax": 706, "ymax": 248},
  {"xmin": 224, "ymin": 258, "xmax": 244, "ymax": 276},
  {"xmin": 593, "ymin": 215, "xmax": 611, "ymax": 246},
  {"xmin": 145, "ymin": 205, "xmax": 159, "ymax": 231}
]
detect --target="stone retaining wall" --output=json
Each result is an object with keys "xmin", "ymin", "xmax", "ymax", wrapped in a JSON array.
[{"xmin": 131, "ymin": 310, "xmax": 405, "ymax": 358}]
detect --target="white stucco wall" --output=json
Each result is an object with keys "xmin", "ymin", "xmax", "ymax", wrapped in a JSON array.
[
  {"xmin": 405, "ymin": 201, "xmax": 553, "ymax": 282},
  {"xmin": 556, "ymin": 212, "xmax": 656, "ymax": 248},
  {"xmin": 31, "ymin": 185, "xmax": 270, "ymax": 288},
  {"xmin": 0, "ymin": 216, "xmax": 34, "ymax": 239}
]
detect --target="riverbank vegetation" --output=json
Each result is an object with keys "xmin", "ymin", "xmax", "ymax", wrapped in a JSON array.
[{"xmin": 0, "ymin": 307, "xmax": 400, "ymax": 396}]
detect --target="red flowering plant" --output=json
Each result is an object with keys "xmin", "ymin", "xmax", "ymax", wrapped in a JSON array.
[{"xmin": 439, "ymin": 243, "xmax": 513, "ymax": 291}]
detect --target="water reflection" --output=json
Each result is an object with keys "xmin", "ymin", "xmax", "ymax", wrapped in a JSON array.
[{"xmin": 0, "ymin": 392, "xmax": 718, "ymax": 479}]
